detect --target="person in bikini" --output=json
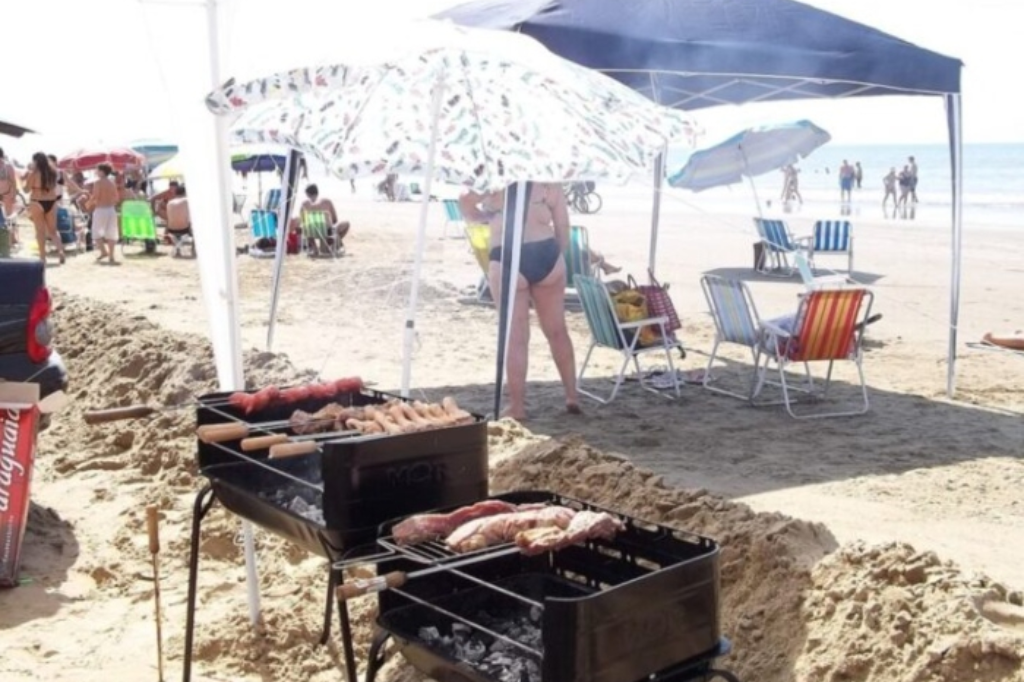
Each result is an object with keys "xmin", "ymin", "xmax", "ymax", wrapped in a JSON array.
[
  {"xmin": 23, "ymin": 152, "xmax": 66, "ymax": 265},
  {"xmin": 459, "ymin": 182, "xmax": 581, "ymax": 420},
  {"xmin": 0, "ymin": 148, "xmax": 19, "ymax": 247},
  {"xmin": 88, "ymin": 163, "xmax": 120, "ymax": 264}
]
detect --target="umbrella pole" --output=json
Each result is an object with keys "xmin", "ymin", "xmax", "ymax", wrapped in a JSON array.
[
  {"xmin": 493, "ymin": 182, "xmax": 527, "ymax": 418},
  {"xmin": 266, "ymin": 149, "xmax": 302, "ymax": 351},
  {"xmin": 648, "ymin": 148, "xmax": 666, "ymax": 275},
  {"xmin": 740, "ymin": 148, "xmax": 764, "ymax": 217},
  {"xmin": 400, "ymin": 77, "xmax": 445, "ymax": 397}
]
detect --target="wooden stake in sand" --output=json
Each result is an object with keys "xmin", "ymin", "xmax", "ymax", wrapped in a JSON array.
[{"xmin": 146, "ymin": 505, "xmax": 165, "ymax": 682}]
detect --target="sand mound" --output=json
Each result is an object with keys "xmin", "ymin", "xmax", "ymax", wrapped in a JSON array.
[
  {"xmin": 485, "ymin": 435, "xmax": 1024, "ymax": 682},
  {"xmin": 12, "ymin": 293, "xmax": 1023, "ymax": 682}
]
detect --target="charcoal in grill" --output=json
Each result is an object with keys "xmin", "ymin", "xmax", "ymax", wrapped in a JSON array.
[
  {"xmin": 194, "ymin": 388, "xmax": 488, "ymax": 559},
  {"xmin": 375, "ymin": 491, "xmax": 725, "ymax": 682}
]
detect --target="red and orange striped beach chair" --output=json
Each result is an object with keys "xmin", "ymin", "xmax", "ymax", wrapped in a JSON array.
[{"xmin": 754, "ymin": 287, "xmax": 874, "ymax": 418}]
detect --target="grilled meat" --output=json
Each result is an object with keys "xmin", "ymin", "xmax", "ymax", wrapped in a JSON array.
[
  {"xmin": 515, "ymin": 511, "xmax": 625, "ymax": 555},
  {"xmin": 445, "ymin": 506, "xmax": 577, "ymax": 553},
  {"xmin": 393, "ymin": 500, "xmax": 519, "ymax": 545}
]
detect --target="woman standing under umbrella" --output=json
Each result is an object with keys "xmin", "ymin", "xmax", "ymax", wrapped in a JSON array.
[
  {"xmin": 460, "ymin": 182, "xmax": 581, "ymax": 420},
  {"xmin": 23, "ymin": 152, "xmax": 65, "ymax": 265}
]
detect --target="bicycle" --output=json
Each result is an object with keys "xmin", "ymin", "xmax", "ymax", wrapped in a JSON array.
[{"xmin": 563, "ymin": 182, "xmax": 603, "ymax": 215}]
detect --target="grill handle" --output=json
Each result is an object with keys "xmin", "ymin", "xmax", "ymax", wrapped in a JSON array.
[
  {"xmin": 83, "ymin": 405, "xmax": 157, "ymax": 424},
  {"xmin": 269, "ymin": 441, "xmax": 319, "ymax": 459},
  {"xmin": 336, "ymin": 571, "xmax": 407, "ymax": 601},
  {"xmin": 196, "ymin": 422, "xmax": 250, "ymax": 443},
  {"xmin": 241, "ymin": 434, "xmax": 290, "ymax": 451}
]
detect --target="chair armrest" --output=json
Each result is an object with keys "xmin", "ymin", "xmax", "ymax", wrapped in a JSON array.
[
  {"xmin": 761, "ymin": 320, "xmax": 792, "ymax": 338},
  {"xmin": 619, "ymin": 315, "xmax": 669, "ymax": 330}
]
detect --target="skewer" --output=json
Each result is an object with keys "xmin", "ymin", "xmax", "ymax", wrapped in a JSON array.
[
  {"xmin": 146, "ymin": 506, "xmax": 165, "ymax": 682},
  {"xmin": 242, "ymin": 428, "xmax": 360, "ymax": 452},
  {"xmin": 196, "ymin": 416, "xmax": 340, "ymax": 444},
  {"xmin": 335, "ymin": 545, "xmax": 521, "ymax": 601}
]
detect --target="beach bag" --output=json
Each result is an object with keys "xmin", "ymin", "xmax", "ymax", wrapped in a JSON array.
[
  {"xmin": 613, "ymin": 280, "xmax": 660, "ymax": 347},
  {"xmin": 636, "ymin": 269, "xmax": 681, "ymax": 333},
  {"xmin": 753, "ymin": 241, "xmax": 766, "ymax": 271}
]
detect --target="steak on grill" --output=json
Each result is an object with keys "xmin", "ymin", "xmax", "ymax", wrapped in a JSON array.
[
  {"xmin": 515, "ymin": 511, "xmax": 625, "ymax": 555},
  {"xmin": 393, "ymin": 499, "xmax": 518, "ymax": 545},
  {"xmin": 445, "ymin": 506, "xmax": 576, "ymax": 553}
]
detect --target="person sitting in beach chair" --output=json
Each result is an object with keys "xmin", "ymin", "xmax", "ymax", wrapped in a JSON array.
[
  {"xmin": 299, "ymin": 183, "xmax": 350, "ymax": 256},
  {"xmin": 982, "ymin": 331, "xmax": 1024, "ymax": 351},
  {"xmin": 165, "ymin": 185, "xmax": 194, "ymax": 257}
]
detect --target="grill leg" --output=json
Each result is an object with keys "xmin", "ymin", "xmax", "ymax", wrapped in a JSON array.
[
  {"xmin": 319, "ymin": 567, "xmax": 338, "ymax": 644},
  {"xmin": 364, "ymin": 628, "xmax": 391, "ymax": 682},
  {"xmin": 337, "ymin": 596, "xmax": 359, "ymax": 682},
  {"xmin": 182, "ymin": 484, "xmax": 216, "ymax": 682}
]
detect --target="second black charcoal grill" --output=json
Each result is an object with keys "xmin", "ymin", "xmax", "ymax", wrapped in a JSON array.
[
  {"xmin": 182, "ymin": 386, "xmax": 489, "ymax": 682},
  {"xmin": 338, "ymin": 491, "xmax": 741, "ymax": 682}
]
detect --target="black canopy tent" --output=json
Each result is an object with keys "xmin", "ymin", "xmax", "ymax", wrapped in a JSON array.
[{"xmin": 438, "ymin": 0, "xmax": 965, "ymax": 396}]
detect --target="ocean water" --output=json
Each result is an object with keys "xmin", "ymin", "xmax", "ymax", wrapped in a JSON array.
[{"xmin": 663, "ymin": 143, "xmax": 1024, "ymax": 228}]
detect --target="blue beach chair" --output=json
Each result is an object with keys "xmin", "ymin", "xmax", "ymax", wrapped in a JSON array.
[
  {"xmin": 754, "ymin": 217, "xmax": 807, "ymax": 276},
  {"xmin": 809, "ymin": 219, "xmax": 854, "ymax": 273},
  {"xmin": 700, "ymin": 275, "xmax": 765, "ymax": 400}
]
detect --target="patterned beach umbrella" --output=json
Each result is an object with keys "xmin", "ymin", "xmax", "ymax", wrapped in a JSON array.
[
  {"xmin": 205, "ymin": 21, "xmax": 695, "ymax": 192},
  {"xmin": 58, "ymin": 147, "xmax": 147, "ymax": 172}
]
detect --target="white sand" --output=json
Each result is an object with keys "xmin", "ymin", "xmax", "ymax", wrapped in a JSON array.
[{"xmin": 1, "ymin": 183, "xmax": 1021, "ymax": 681}]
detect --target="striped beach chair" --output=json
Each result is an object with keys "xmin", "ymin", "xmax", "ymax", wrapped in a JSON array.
[
  {"xmin": 120, "ymin": 200, "xmax": 158, "ymax": 254},
  {"xmin": 565, "ymin": 225, "xmax": 596, "ymax": 285},
  {"xmin": 808, "ymin": 219, "xmax": 854, "ymax": 273},
  {"xmin": 700, "ymin": 275, "xmax": 765, "ymax": 400},
  {"xmin": 442, "ymin": 199, "xmax": 465, "ymax": 238},
  {"xmin": 575, "ymin": 275, "xmax": 683, "ymax": 404},
  {"xmin": 250, "ymin": 209, "xmax": 277, "ymax": 240},
  {"xmin": 753, "ymin": 217, "xmax": 806, "ymax": 276},
  {"xmin": 302, "ymin": 210, "xmax": 339, "ymax": 258},
  {"xmin": 756, "ymin": 287, "xmax": 873, "ymax": 418}
]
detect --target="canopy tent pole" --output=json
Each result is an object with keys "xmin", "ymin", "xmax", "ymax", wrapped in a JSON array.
[
  {"xmin": 400, "ymin": 75, "xmax": 446, "ymax": 397},
  {"xmin": 493, "ymin": 182, "xmax": 528, "ymax": 417},
  {"xmin": 266, "ymin": 148, "xmax": 303, "ymax": 351},
  {"xmin": 203, "ymin": 0, "xmax": 261, "ymax": 626},
  {"xmin": 945, "ymin": 93, "xmax": 964, "ymax": 397},
  {"xmin": 648, "ymin": 148, "xmax": 665, "ymax": 275}
]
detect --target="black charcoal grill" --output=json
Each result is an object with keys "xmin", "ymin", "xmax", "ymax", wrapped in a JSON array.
[
  {"xmin": 339, "ymin": 491, "xmax": 740, "ymax": 682},
  {"xmin": 182, "ymin": 387, "xmax": 489, "ymax": 682}
]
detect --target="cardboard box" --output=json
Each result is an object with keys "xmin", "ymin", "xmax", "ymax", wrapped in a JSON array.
[{"xmin": 0, "ymin": 382, "xmax": 64, "ymax": 588}]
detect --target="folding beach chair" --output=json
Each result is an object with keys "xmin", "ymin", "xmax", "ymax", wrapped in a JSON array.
[
  {"xmin": 754, "ymin": 286, "xmax": 874, "ymax": 418},
  {"xmin": 442, "ymin": 199, "xmax": 465, "ymax": 238},
  {"xmin": 795, "ymin": 251, "xmax": 851, "ymax": 290},
  {"xmin": 247, "ymin": 209, "xmax": 277, "ymax": 257},
  {"xmin": 808, "ymin": 219, "xmax": 854, "ymax": 273},
  {"xmin": 753, "ymin": 217, "xmax": 807, "ymax": 276},
  {"xmin": 564, "ymin": 225, "xmax": 596, "ymax": 286},
  {"xmin": 263, "ymin": 188, "xmax": 282, "ymax": 212},
  {"xmin": 464, "ymin": 223, "xmax": 492, "ymax": 301},
  {"xmin": 302, "ymin": 210, "xmax": 340, "ymax": 258},
  {"xmin": 120, "ymin": 200, "xmax": 158, "ymax": 254},
  {"xmin": 575, "ymin": 274, "xmax": 683, "ymax": 404},
  {"xmin": 232, "ymin": 193, "xmax": 247, "ymax": 216},
  {"xmin": 700, "ymin": 275, "xmax": 765, "ymax": 400}
]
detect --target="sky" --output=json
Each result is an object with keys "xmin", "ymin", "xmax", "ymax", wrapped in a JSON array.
[{"xmin": 3, "ymin": 0, "xmax": 1021, "ymax": 163}]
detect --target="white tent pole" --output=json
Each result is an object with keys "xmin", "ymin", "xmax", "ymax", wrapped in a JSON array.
[
  {"xmin": 400, "ymin": 74, "xmax": 445, "ymax": 397},
  {"xmin": 648, "ymin": 148, "xmax": 665, "ymax": 275},
  {"xmin": 205, "ymin": 0, "xmax": 261, "ymax": 626},
  {"xmin": 946, "ymin": 93, "xmax": 964, "ymax": 397}
]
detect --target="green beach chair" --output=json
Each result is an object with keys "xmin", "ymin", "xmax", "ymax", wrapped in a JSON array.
[
  {"xmin": 564, "ymin": 224, "xmax": 595, "ymax": 287},
  {"xmin": 119, "ymin": 200, "xmax": 158, "ymax": 255},
  {"xmin": 302, "ymin": 210, "xmax": 338, "ymax": 258},
  {"xmin": 575, "ymin": 274, "xmax": 683, "ymax": 404}
]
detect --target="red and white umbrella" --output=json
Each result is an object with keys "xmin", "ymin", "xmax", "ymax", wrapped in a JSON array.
[{"xmin": 58, "ymin": 147, "xmax": 146, "ymax": 172}]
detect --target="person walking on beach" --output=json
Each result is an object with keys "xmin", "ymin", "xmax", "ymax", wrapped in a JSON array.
[
  {"xmin": 838, "ymin": 160, "xmax": 854, "ymax": 204},
  {"xmin": 0, "ymin": 148, "xmax": 19, "ymax": 248},
  {"xmin": 780, "ymin": 164, "xmax": 802, "ymax": 205},
  {"xmin": 23, "ymin": 153, "xmax": 66, "ymax": 266},
  {"xmin": 88, "ymin": 163, "xmax": 120, "ymax": 264},
  {"xmin": 882, "ymin": 167, "xmax": 898, "ymax": 211},
  {"xmin": 907, "ymin": 155, "xmax": 919, "ymax": 203},
  {"xmin": 459, "ymin": 183, "xmax": 581, "ymax": 421},
  {"xmin": 854, "ymin": 161, "xmax": 863, "ymax": 189}
]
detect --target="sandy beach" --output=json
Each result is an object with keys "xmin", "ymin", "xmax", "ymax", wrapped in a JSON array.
[{"xmin": 1, "ymin": 183, "xmax": 1022, "ymax": 682}]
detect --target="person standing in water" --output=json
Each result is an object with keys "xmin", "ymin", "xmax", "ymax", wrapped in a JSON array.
[
  {"xmin": 882, "ymin": 167, "xmax": 898, "ymax": 211},
  {"xmin": 838, "ymin": 160, "xmax": 854, "ymax": 204},
  {"xmin": 907, "ymin": 155, "xmax": 919, "ymax": 203},
  {"xmin": 854, "ymin": 161, "xmax": 863, "ymax": 189}
]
